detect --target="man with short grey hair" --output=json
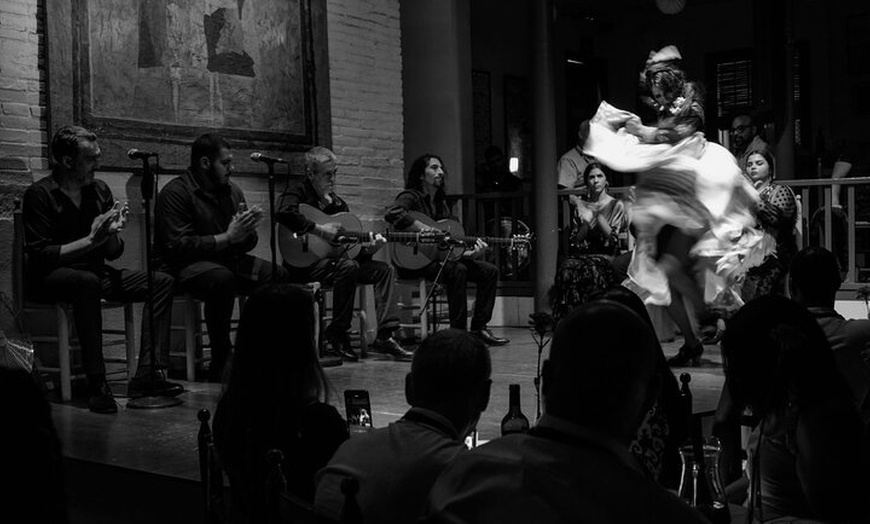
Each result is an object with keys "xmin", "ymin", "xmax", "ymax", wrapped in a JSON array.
[{"xmin": 277, "ymin": 146, "xmax": 413, "ymax": 362}]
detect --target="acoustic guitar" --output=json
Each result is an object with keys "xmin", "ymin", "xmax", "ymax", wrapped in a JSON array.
[
  {"xmin": 389, "ymin": 211, "xmax": 533, "ymax": 271},
  {"xmin": 278, "ymin": 204, "xmax": 445, "ymax": 268}
]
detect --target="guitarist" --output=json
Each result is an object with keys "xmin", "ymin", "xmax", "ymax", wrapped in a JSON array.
[
  {"xmin": 385, "ymin": 154, "xmax": 509, "ymax": 346},
  {"xmin": 276, "ymin": 147, "xmax": 413, "ymax": 362}
]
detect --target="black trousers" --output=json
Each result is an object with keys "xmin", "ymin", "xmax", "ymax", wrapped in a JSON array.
[
  {"xmin": 180, "ymin": 255, "xmax": 288, "ymax": 374},
  {"xmin": 284, "ymin": 256, "xmax": 400, "ymax": 342},
  {"xmin": 33, "ymin": 265, "xmax": 175, "ymax": 379},
  {"xmin": 398, "ymin": 258, "xmax": 499, "ymax": 331}
]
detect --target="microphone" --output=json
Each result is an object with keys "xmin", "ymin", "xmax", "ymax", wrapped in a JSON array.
[
  {"xmin": 250, "ymin": 152, "xmax": 288, "ymax": 164},
  {"xmin": 127, "ymin": 149, "xmax": 159, "ymax": 160}
]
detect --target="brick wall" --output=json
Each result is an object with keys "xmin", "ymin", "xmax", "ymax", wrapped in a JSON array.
[
  {"xmin": 0, "ymin": 0, "xmax": 47, "ymax": 299},
  {"xmin": 0, "ymin": 1, "xmax": 406, "ymax": 297},
  {"xmin": 0, "ymin": 0, "xmax": 47, "ymax": 171},
  {"xmin": 326, "ymin": 0, "xmax": 404, "ymax": 223}
]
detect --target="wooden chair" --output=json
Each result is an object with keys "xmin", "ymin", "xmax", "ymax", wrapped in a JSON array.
[
  {"xmin": 265, "ymin": 449, "xmax": 362, "ymax": 524},
  {"xmin": 396, "ymin": 278, "xmax": 448, "ymax": 342},
  {"xmin": 316, "ymin": 284, "xmax": 370, "ymax": 358},
  {"xmin": 12, "ymin": 210, "xmax": 137, "ymax": 401},
  {"xmin": 170, "ymin": 293, "xmax": 247, "ymax": 382}
]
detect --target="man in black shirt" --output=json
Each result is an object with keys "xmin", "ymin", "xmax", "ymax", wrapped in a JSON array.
[
  {"xmin": 277, "ymin": 147, "xmax": 412, "ymax": 362},
  {"xmin": 385, "ymin": 154, "xmax": 508, "ymax": 346},
  {"xmin": 22, "ymin": 126, "xmax": 180, "ymax": 413},
  {"xmin": 155, "ymin": 134, "xmax": 288, "ymax": 381}
]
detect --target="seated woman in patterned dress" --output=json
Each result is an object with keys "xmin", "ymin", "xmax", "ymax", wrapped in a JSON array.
[
  {"xmin": 552, "ymin": 163, "xmax": 628, "ymax": 321},
  {"xmin": 740, "ymin": 149, "xmax": 798, "ymax": 302}
]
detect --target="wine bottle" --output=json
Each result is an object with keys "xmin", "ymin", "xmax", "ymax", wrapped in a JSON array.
[{"xmin": 501, "ymin": 384, "xmax": 530, "ymax": 436}]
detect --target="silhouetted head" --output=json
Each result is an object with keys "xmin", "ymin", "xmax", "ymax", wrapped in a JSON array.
[
  {"xmin": 789, "ymin": 246, "xmax": 842, "ymax": 307},
  {"xmin": 0, "ymin": 367, "xmax": 67, "ymax": 522},
  {"xmin": 406, "ymin": 329, "xmax": 492, "ymax": 438},
  {"xmin": 225, "ymin": 284, "xmax": 325, "ymax": 405},
  {"xmin": 543, "ymin": 300, "xmax": 660, "ymax": 442},
  {"xmin": 721, "ymin": 295, "xmax": 849, "ymax": 417}
]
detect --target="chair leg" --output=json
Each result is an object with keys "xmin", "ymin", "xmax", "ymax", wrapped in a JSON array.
[
  {"xmin": 57, "ymin": 305, "xmax": 72, "ymax": 402},
  {"xmin": 123, "ymin": 303, "xmax": 136, "ymax": 380},
  {"xmin": 184, "ymin": 294, "xmax": 197, "ymax": 382},
  {"xmin": 419, "ymin": 279, "xmax": 429, "ymax": 341},
  {"xmin": 358, "ymin": 285, "xmax": 368, "ymax": 358},
  {"xmin": 312, "ymin": 288, "xmax": 323, "ymax": 357}
]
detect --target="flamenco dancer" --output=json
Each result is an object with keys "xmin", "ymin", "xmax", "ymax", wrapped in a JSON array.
[{"xmin": 585, "ymin": 46, "xmax": 759, "ymax": 366}]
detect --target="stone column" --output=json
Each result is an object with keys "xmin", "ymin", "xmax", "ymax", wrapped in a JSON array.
[{"xmin": 401, "ymin": 0, "xmax": 474, "ymax": 195}]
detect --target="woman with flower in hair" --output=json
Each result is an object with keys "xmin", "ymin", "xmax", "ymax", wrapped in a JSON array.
[{"xmin": 585, "ymin": 45, "xmax": 760, "ymax": 366}]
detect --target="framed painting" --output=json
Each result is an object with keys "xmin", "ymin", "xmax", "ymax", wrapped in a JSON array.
[{"xmin": 47, "ymin": 0, "xmax": 331, "ymax": 171}]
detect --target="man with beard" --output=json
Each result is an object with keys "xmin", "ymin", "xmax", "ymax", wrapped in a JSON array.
[
  {"xmin": 729, "ymin": 112, "xmax": 768, "ymax": 172},
  {"xmin": 155, "ymin": 133, "xmax": 288, "ymax": 381},
  {"xmin": 385, "ymin": 154, "xmax": 508, "ymax": 347}
]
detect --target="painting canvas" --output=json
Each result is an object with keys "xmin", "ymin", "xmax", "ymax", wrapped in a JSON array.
[{"xmin": 48, "ymin": 0, "xmax": 329, "ymax": 169}]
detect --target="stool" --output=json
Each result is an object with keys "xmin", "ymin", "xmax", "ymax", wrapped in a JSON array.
[
  {"xmin": 315, "ymin": 283, "xmax": 370, "ymax": 358},
  {"xmin": 26, "ymin": 300, "xmax": 137, "ymax": 402},
  {"xmin": 396, "ymin": 278, "xmax": 447, "ymax": 342},
  {"xmin": 169, "ymin": 293, "xmax": 246, "ymax": 382}
]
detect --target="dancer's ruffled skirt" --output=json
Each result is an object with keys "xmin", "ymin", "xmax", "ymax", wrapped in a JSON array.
[{"xmin": 585, "ymin": 101, "xmax": 768, "ymax": 307}]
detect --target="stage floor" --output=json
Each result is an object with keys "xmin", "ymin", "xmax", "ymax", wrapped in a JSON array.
[{"xmin": 51, "ymin": 326, "xmax": 725, "ymax": 485}]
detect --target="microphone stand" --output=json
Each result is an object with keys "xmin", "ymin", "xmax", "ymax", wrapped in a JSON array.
[
  {"xmin": 128, "ymin": 155, "xmax": 182, "ymax": 409},
  {"xmin": 419, "ymin": 240, "xmax": 463, "ymax": 334},
  {"xmin": 267, "ymin": 160, "xmax": 278, "ymax": 283}
]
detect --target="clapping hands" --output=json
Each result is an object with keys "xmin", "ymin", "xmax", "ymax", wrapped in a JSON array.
[
  {"xmin": 227, "ymin": 204, "xmax": 263, "ymax": 244},
  {"xmin": 89, "ymin": 201, "xmax": 129, "ymax": 245}
]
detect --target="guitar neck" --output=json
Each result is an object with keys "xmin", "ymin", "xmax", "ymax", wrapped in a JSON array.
[
  {"xmin": 450, "ymin": 235, "xmax": 517, "ymax": 245},
  {"xmin": 331, "ymin": 230, "xmax": 443, "ymax": 243},
  {"xmin": 384, "ymin": 231, "xmax": 429, "ymax": 241}
]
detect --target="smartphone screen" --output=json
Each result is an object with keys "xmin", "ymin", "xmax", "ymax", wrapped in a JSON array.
[{"xmin": 344, "ymin": 389, "xmax": 373, "ymax": 432}]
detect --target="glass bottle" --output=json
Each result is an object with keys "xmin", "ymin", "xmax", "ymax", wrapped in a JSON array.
[
  {"xmin": 501, "ymin": 384, "xmax": 530, "ymax": 436},
  {"xmin": 677, "ymin": 436, "xmax": 730, "ymax": 524}
]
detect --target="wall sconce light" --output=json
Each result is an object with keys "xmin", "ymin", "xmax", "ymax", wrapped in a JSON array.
[{"xmin": 509, "ymin": 157, "xmax": 520, "ymax": 173}]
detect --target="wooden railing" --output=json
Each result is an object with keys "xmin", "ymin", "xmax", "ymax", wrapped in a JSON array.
[
  {"xmin": 778, "ymin": 176, "xmax": 870, "ymax": 290},
  {"xmin": 453, "ymin": 176, "xmax": 870, "ymax": 292}
]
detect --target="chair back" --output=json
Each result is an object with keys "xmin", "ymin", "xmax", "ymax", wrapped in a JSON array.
[
  {"xmin": 12, "ymin": 208, "xmax": 26, "ymax": 311},
  {"xmin": 198, "ymin": 409, "xmax": 227, "ymax": 524},
  {"xmin": 265, "ymin": 448, "xmax": 362, "ymax": 524}
]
